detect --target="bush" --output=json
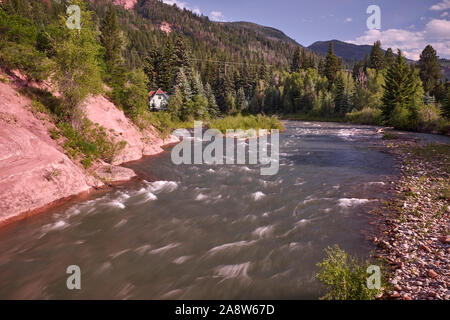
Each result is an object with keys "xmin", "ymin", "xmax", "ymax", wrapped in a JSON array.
[
  {"xmin": 346, "ymin": 108, "xmax": 383, "ymax": 125},
  {"xmin": 389, "ymin": 105, "xmax": 415, "ymax": 130},
  {"xmin": 0, "ymin": 42, "xmax": 52, "ymax": 81},
  {"xmin": 316, "ymin": 245, "xmax": 384, "ymax": 300}
]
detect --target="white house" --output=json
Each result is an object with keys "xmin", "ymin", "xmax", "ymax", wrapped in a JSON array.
[{"xmin": 149, "ymin": 88, "xmax": 169, "ymax": 111}]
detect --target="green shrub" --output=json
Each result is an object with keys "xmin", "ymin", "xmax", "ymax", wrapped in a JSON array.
[
  {"xmin": 56, "ymin": 118, "xmax": 126, "ymax": 168},
  {"xmin": 389, "ymin": 105, "xmax": 415, "ymax": 130},
  {"xmin": 316, "ymin": 245, "xmax": 384, "ymax": 300},
  {"xmin": 346, "ymin": 108, "xmax": 383, "ymax": 125}
]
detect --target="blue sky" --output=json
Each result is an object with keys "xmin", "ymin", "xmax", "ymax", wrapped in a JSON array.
[{"xmin": 162, "ymin": 0, "xmax": 450, "ymax": 60}]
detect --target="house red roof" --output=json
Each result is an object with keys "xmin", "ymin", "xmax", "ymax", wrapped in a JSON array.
[{"xmin": 149, "ymin": 88, "xmax": 167, "ymax": 97}]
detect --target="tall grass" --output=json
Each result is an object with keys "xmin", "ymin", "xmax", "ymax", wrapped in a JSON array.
[{"xmin": 208, "ymin": 114, "xmax": 284, "ymax": 134}]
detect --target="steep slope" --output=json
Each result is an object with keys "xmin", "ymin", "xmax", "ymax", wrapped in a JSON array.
[
  {"xmin": 0, "ymin": 73, "xmax": 178, "ymax": 226},
  {"xmin": 94, "ymin": 0, "xmax": 301, "ymax": 68},
  {"xmin": 439, "ymin": 58, "xmax": 450, "ymax": 80},
  {"xmin": 0, "ymin": 80, "xmax": 100, "ymax": 223}
]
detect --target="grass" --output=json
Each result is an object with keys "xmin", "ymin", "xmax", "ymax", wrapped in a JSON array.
[
  {"xmin": 44, "ymin": 168, "xmax": 60, "ymax": 181},
  {"xmin": 382, "ymin": 131, "xmax": 399, "ymax": 140},
  {"xmin": 346, "ymin": 108, "xmax": 383, "ymax": 125},
  {"xmin": 316, "ymin": 245, "xmax": 386, "ymax": 300},
  {"xmin": 133, "ymin": 110, "xmax": 195, "ymax": 138},
  {"xmin": 208, "ymin": 114, "xmax": 285, "ymax": 134},
  {"xmin": 56, "ymin": 119, "xmax": 127, "ymax": 168}
]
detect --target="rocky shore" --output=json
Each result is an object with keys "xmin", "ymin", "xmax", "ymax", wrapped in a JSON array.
[{"xmin": 374, "ymin": 137, "xmax": 449, "ymax": 300}]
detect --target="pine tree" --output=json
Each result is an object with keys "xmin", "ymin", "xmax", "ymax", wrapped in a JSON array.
[
  {"xmin": 381, "ymin": 50, "xmax": 416, "ymax": 121},
  {"xmin": 100, "ymin": 4, "xmax": 123, "ymax": 71},
  {"xmin": 159, "ymin": 41, "xmax": 175, "ymax": 92},
  {"xmin": 441, "ymin": 87, "xmax": 450, "ymax": 120},
  {"xmin": 417, "ymin": 45, "xmax": 441, "ymax": 95},
  {"xmin": 369, "ymin": 41, "xmax": 385, "ymax": 72},
  {"xmin": 167, "ymin": 87, "xmax": 183, "ymax": 119},
  {"xmin": 235, "ymin": 87, "xmax": 247, "ymax": 111},
  {"xmin": 204, "ymin": 83, "xmax": 219, "ymax": 117},
  {"xmin": 191, "ymin": 71, "xmax": 205, "ymax": 97},
  {"xmin": 173, "ymin": 36, "xmax": 192, "ymax": 78},
  {"xmin": 291, "ymin": 47, "xmax": 302, "ymax": 73},
  {"xmin": 334, "ymin": 75, "xmax": 346, "ymax": 114},
  {"xmin": 324, "ymin": 42, "xmax": 340, "ymax": 85},
  {"xmin": 300, "ymin": 49, "xmax": 308, "ymax": 70},
  {"xmin": 384, "ymin": 48, "xmax": 395, "ymax": 67},
  {"xmin": 143, "ymin": 49, "xmax": 162, "ymax": 90},
  {"xmin": 174, "ymin": 68, "xmax": 192, "ymax": 102}
]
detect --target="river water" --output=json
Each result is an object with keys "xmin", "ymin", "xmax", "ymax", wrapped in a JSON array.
[{"xmin": 0, "ymin": 121, "xmax": 403, "ymax": 299}]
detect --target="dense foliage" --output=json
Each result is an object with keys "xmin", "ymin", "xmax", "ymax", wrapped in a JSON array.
[{"xmin": 0, "ymin": 0, "xmax": 449, "ymax": 135}]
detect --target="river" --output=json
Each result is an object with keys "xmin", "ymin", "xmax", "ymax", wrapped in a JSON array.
[{"xmin": 0, "ymin": 121, "xmax": 405, "ymax": 299}]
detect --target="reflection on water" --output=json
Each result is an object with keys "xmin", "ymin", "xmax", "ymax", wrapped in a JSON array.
[{"xmin": 0, "ymin": 121, "xmax": 400, "ymax": 299}]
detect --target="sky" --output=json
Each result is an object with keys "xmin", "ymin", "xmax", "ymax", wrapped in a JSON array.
[{"xmin": 161, "ymin": 0, "xmax": 450, "ymax": 60}]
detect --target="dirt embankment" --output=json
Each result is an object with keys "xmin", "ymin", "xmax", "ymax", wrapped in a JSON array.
[{"xmin": 0, "ymin": 76, "xmax": 178, "ymax": 226}]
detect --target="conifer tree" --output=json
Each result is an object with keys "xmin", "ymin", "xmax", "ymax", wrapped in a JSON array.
[
  {"xmin": 174, "ymin": 67, "xmax": 192, "ymax": 102},
  {"xmin": 369, "ymin": 41, "xmax": 385, "ymax": 72},
  {"xmin": 381, "ymin": 50, "xmax": 416, "ymax": 121},
  {"xmin": 440, "ymin": 87, "xmax": 450, "ymax": 120},
  {"xmin": 167, "ymin": 87, "xmax": 183, "ymax": 119},
  {"xmin": 300, "ymin": 48, "xmax": 308, "ymax": 70},
  {"xmin": 384, "ymin": 48, "xmax": 395, "ymax": 67},
  {"xmin": 100, "ymin": 4, "xmax": 123, "ymax": 71},
  {"xmin": 417, "ymin": 45, "xmax": 441, "ymax": 95},
  {"xmin": 291, "ymin": 47, "xmax": 302, "ymax": 73},
  {"xmin": 204, "ymin": 83, "xmax": 219, "ymax": 117},
  {"xmin": 235, "ymin": 87, "xmax": 247, "ymax": 111},
  {"xmin": 324, "ymin": 42, "xmax": 340, "ymax": 85},
  {"xmin": 159, "ymin": 41, "xmax": 175, "ymax": 92},
  {"xmin": 143, "ymin": 49, "xmax": 162, "ymax": 90}
]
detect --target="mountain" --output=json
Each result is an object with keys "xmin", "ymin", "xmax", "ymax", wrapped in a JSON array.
[
  {"xmin": 98, "ymin": 0, "xmax": 303, "ymax": 69},
  {"xmin": 439, "ymin": 58, "xmax": 450, "ymax": 80},
  {"xmin": 227, "ymin": 21, "xmax": 301, "ymax": 46},
  {"xmin": 308, "ymin": 40, "xmax": 374, "ymax": 61}
]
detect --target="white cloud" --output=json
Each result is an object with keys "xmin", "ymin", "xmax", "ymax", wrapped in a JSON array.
[
  {"xmin": 344, "ymin": 17, "xmax": 353, "ymax": 23},
  {"xmin": 162, "ymin": 1, "xmax": 203, "ymax": 17},
  {"xmin": 162, "ymin": 0, "xmax": 188, "ymax": 10},
  {"xmin": 193, "ymin": 8, "xmax": 201, "ymax": 15},
  {"xmin": 348, "ymin": 19, "xmax": 450, "ymax": 60},
  {"xmin": 425, "ymin": 18, "xmax": 450, "ymax": 39},
  {"xmin": 430, "ymin": 0, "xmax": 450, "ymax": 11},
  {"xmin": 210, "ymin": 11, "xmax": 226, "ymax": 22},
  {"xmin": 441, "ymin": 11, "xmax": 449, "ymax": 17}
]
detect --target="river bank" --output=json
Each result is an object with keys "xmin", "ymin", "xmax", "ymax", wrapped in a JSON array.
[
  {"xmin": 0, "ymin": 73, "xmax": 178, "ymax": 227},
  {"xmin": 372, "ymin": 137, "xmax": 450, "ymax": 300}
]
